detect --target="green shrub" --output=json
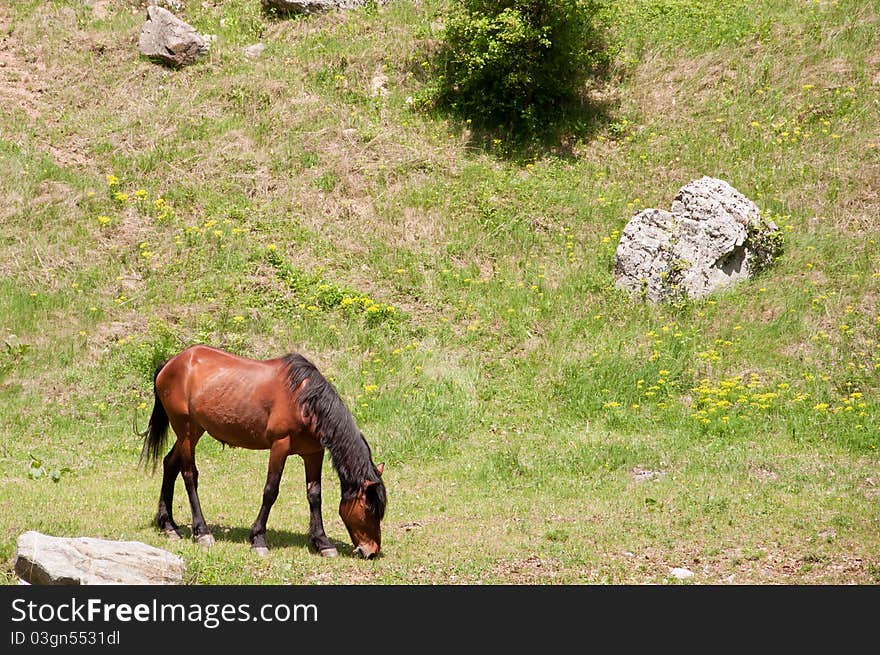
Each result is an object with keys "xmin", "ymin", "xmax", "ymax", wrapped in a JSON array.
[{"xmin": 425, "ymin": 0, "xmax": 609, "ymax": 135}]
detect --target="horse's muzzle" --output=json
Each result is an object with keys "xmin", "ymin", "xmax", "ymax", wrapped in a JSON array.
[{"xmin": 354, "ymin": 545, "xmax": 377, "ymax": 560}]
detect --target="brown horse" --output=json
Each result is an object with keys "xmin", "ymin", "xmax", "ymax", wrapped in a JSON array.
[{"xmin": 140, "ymin": 344, "xmax": 386, "ymax": 558}]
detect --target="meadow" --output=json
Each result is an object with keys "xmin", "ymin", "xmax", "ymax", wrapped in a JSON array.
[{"xmin": 0, "ymin": 0, "xmax": 878, "ymax": 584}]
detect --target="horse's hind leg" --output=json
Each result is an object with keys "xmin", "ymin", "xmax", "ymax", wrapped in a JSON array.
[
  {"xmin": 171, "ymin": 418, "xmax": 212, "ymax": 545},
  {"xmin": 303, "ymin": 451, "xmax": 337, "ymax": 557},
  {"xmin": 155, "ymin": 443, "xmax": 182, "ymax": 539},
  {"xmin": 249, "ymin": 439, "xmax": 289, "ymax": 556}
]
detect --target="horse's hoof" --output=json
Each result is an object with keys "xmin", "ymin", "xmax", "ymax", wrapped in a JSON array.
[
  {"xmin": 162, "ymin": 529, "xmax": 182, "ymax": 541},
  {"xmin": 252, "ymin": 546, "xmax": 269, "ymax": 557},
  {"xmin": 195, "ymin": 533, "xmax": 215, "ymax": 547},
  {"xmin": 319, "ymin": 547, "xmax": 338, "ymax": 558}
]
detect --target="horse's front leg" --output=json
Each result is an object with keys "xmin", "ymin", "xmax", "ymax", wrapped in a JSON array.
[
  {"xmin": 303, "ymin": 451, "xmax": 337, "ymax": 557},
  {"xmin": 249, "ymin": 439, "xmax": 289, "ymax": 556}
]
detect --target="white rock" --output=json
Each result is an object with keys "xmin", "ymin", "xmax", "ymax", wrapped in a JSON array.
[
  {"xmin": 244, "ymin": 43, "xmax": 266, "ymax": 59},
  {"xmin": 370, "ymin": 72, "xmax": 389, "ymax": 97},
  {"xmin": 670, "ymin": 567, "xmax": 695, "ymax": 580},
  {"xmin": 138, "ymin": 6, "xmax": 208, "ymax": 68},
  {"xmin": 614, "ymin": 177, "xmax": 781, "ymax": 302},
  {"xmin": 261, "ymin": 0, "xmax": 382, "ymax": 13},
  {"xmin": 14, "ymin": 531, "xmax": 185, "ymax": 585}
]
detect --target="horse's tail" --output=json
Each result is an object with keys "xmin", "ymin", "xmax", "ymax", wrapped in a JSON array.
[{"xmin": 138, "ymin": 361, "xmax": 170, "ymax": 473}]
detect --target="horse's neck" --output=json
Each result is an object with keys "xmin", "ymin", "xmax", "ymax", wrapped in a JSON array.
[{"xmin": 323, "ymin": 425, "xmax": 370, "ymax": 488}]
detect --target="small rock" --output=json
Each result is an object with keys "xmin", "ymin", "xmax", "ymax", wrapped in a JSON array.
[
  {"xmin": 261, "ymin": 0, "xmax": 382, "ymax": 14},
  {"xmin": 370, "ymin": 72, "xmax": 389, "ymax": 97},
  {"xmin": 138, "ymin": 5, "xmax": 208, "ymax": 68},
  {"xmin": 631, "ymin": 466, "xmax": 662, "ymax": 483},
  {"xmin": 244, "ymin": 43, "xmax": 266, "ymax": 59},
  {"xmin": 669, "ymin": 567, "xmax": 695, "ymax": 580}
]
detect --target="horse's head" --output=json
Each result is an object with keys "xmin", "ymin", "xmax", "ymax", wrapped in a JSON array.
[{"xmin": 339, "ymin": 462, "xmax": 385, "ymax": 559}]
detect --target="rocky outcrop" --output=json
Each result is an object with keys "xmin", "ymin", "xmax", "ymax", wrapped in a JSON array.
[
  {"xmin": 614, "ymin": 177, "xmax": 782, "ymax": 302},
  {"xmin": 14, "ymin": 531, "xmax": 185, "ymax": 585}
]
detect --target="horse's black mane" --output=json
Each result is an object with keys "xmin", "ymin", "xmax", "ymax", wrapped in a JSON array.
[{"xmin": 282, "ymin": 353, "xmax": 386, "ymax": 520}]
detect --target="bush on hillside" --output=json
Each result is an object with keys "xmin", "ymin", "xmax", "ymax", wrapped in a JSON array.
[{"xmin": 423, "ymin": 0, "xmax": 610, "ymax": 137}]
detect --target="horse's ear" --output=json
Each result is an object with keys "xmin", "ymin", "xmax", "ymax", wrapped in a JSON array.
[
  {"xmin": 363, "ymin": 479, "xmax": 379, "ymax": 490},
  {"xmin": 376, "ymin": 462, "xmax": 384, "ymax": 476}
]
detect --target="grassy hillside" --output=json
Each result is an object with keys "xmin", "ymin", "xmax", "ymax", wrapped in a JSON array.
[{"xmin": 0, "ymin": 0, "xmax": 877, "ymax": 584}]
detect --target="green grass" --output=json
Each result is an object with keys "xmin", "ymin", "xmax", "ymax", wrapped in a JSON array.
[{"xmin": 0, "ymin": 0, "xmax": 878, "ymax": 584}]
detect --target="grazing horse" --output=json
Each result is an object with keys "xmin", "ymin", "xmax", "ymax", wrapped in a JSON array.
[{"xmin": 139, "ymin": 345, "xmax": 386, "ymax": 559}]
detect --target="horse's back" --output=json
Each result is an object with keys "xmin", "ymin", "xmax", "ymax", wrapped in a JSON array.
[{"xmin": 156, "ymin": 345, "xmax": 299, "ymax": 449}]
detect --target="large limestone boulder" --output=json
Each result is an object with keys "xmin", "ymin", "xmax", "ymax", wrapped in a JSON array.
[
  {"xmin": 614, "ymin": 177, "xmax": 782, "ymax": 302},
  {"xmin": 14, "ymin": 531, "xmax": 185, "ymax": 585},
  {"xmin": 138, "ymin": 5, "xmax": 208, "ymax": 68}
]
